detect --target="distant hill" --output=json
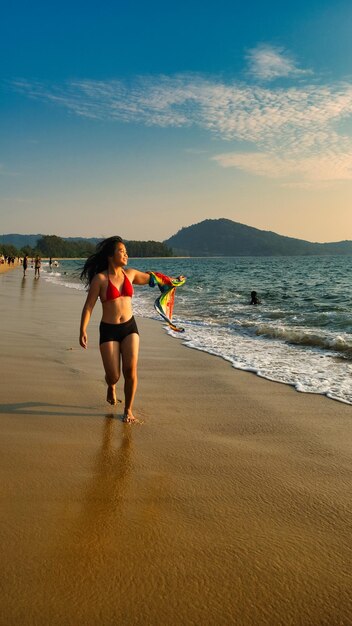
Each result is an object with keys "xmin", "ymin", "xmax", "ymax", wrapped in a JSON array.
[
  {"xmin": 62, "ymin": 236, "xmax": 101, "ymax": 245},
  {"xmin": 3, "ymin": 222, "xmax": 352, "ymax": 257},
  {"xmin": 0, "ymin": 234, "xmax": 43, "ymax": 249},
  {"xmin": 164, "ymin": 219, "xmax": 352, "ymax": 256},
  {"xmin": 0, "ymin": 234, "xmax": 101, "ymax": 248}
]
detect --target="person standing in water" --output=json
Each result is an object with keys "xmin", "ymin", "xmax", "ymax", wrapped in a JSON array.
[
  {"xmin": 79, "ymin": 236, "xmax": 151, "ymax": 423},
  {"xmin": 34, "ymin": 255, "xmax": 41, "ymax": 278},
  {"xmin": 23, "ymin": 254, "xmax": 28, "ymax": 277}
]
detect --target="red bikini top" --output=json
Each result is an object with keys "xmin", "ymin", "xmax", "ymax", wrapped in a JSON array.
[{"xmin": 104, "ymin": 271, "xmax": 134, "ymax": 301}]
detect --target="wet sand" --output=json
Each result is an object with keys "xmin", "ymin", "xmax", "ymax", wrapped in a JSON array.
[{"xmin": 0, "ymin": 269, "xmax": 352, "ymax": 625}]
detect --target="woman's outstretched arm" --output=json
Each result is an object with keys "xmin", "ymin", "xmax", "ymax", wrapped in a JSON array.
[
  {"xmin": 128, "ymin": 269, "xmax": 152, "ymax": 285},
  {"xmin": 79, "ymin": 275, "xmax": 101, "ymax": 348}
]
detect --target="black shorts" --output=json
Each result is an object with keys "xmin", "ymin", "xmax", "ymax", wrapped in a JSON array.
[{"xmin": 99, "ymin": 316, "xmax": 139, "ymax": 345}]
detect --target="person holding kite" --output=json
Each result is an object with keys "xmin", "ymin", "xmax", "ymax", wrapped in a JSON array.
[{"xmin": 79, "ymin": 236, "xmax": 185, "ymax": 423}]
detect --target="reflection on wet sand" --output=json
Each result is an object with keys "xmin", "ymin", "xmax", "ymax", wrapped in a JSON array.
[
  {"xmin": 20, "ymin": 276, "xmax": 27, "ymax": 299},
  {"xmin": 85, "ymin": 415, "xmax": 133, "ymax": 526},
  {"xmin": 66, "ymin": 415, "xmax": 132, "ymax": 539},
  {"xmin": 46, "ymin": 417, "xmax": 134, "ymax": 613},
  {"xmin": 32, "ymin": 275, "xmax": 39, "ymax": 296}
]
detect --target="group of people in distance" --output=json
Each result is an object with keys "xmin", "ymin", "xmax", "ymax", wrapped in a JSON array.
[
  {"xmin": 0, "ymin": 255, "xmax": 18, "ymax": 266},
  {"xmin": 22, "ymin": 255, "xmax": 56, "ymax": 278},
  {"xmin": 22, "ymin": 255, "xmax": 42, "ymax": 278}
]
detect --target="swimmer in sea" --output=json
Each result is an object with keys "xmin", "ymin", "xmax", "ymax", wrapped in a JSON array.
[{"xmin": 250, "ymin": 290, "xmax": 261, "ymax": 305}]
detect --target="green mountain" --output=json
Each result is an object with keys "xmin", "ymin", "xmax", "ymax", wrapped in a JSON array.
[
  {"xmin": 164, "ymin": 219, "xmax": 352, "ymax": 256},
  {"xmin": 0, "ymin": 234, "xmax": 43, "ymax": 249},
  {"xmin": 3, "ymin": 221, "xmax": 352, "ymax": 257},
  {"xmin": 0, "ymin": 234, "xmax": 101, "ymax": 248}
]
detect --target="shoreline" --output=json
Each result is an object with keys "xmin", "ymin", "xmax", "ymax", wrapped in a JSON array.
[
  {"xmin": 180, "ymin": 338, "xmax": 352, "ymax": 407},
  {"xmin": 41, "ymin": 262, "xmax": 352, "ymax": 406},
  {"xmin": 1, "ymin": 269, "xmax": 352, "ymax": 624}
]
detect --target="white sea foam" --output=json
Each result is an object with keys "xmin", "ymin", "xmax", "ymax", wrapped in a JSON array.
[
  {"xmin": 166, "ymin": 321, "xmax": 352, "ymax": 405},
  {"xmin": 43, "ymin": 272, "xmax": 85, "ymax": 291}
]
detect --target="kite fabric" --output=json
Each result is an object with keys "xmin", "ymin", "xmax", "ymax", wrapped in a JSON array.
[{"xmin": 148, "ymin": 271, "xmax": 186, "ymax": 332}]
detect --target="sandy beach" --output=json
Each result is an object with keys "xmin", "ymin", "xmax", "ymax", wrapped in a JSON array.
[
  {"xmin": 0, "ymin": 260, "xmax": 21, "ymax": 274},
  {"xmin": 1, "ymin": 268, "xmax": 352, "ymax": 625}
]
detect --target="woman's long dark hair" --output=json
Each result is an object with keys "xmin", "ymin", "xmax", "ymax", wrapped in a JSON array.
[{"xmin": 80, "ymin": 236, "xmax": 124, "ymax": 286}]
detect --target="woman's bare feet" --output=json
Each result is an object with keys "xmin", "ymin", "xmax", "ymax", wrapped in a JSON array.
[
  {"xmin": 106, "ymin": 385, "xmax": 117, "ymax": 405},
  {"xmin": 123, "ymin": 409, "xmax": 138, "ymax": 423}
]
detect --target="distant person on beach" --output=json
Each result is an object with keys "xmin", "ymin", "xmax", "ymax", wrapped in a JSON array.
[
  {"xmin": 250, "ymin": 290, "xmax": 261, "ymax": 305},
  {"xmin": 79, "ymin": 236, "xmax": 153, "ymax": 423},
  {"xmin": 49, "ymin": 257, "xmax": 52, "ymax": 269},
  {"xmin": 23, "ymin": 255, "xmax": 28, "ymax": 277},
  {"xmin": 34, "ymin": 255, "xmax": 41, "ymax": 278}
]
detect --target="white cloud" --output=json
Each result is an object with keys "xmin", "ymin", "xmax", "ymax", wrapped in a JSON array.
[
  {"xmin": 246, "ymin": 44, "xmax": 311, "ymax": 81},
  {"xmin": 10, "ymin": 64, "xmax": 352, "ymax": 184},
  {"xmin": 213, "ymin": 149, "xmax": 352, "ymax": 184}
]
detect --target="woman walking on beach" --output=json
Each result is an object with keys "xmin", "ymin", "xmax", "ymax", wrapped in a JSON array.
[{"xmin": 79, "ymin": 236, "xmax": 151, "ymax": 423}]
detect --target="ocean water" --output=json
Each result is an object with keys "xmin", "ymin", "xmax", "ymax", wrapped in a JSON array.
[{"xmin": 40, "ymin": 256, "xmax": 352, "ymax": 405}]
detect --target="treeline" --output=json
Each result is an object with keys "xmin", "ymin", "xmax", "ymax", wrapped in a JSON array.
[
  {"xmin": 36, "ymin": 236, "xmax": 96, "ymax": 258},
  {"xmin": 0, "ymin": 236, "xmax": 95, "ymax": 258},
  {"xmin": 125, "ymin": 240, "xmax": 173, "ymax": 257},
  {"xmin": 1, "ymin": 244, "xmax": 20, "ymax": 257},
  {"xmin": 1, "ymin": 235, "xmax": 173, "ymax": 258}
]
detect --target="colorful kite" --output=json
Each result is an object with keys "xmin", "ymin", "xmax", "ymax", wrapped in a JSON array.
[{"xmin": 148, "ymin": 271, "xmax": 186, "ymax": 332}]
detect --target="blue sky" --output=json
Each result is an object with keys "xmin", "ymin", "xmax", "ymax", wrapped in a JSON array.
[{"xmin": 2, "ymin": 0, "xmax": 352, "ymax": 241}]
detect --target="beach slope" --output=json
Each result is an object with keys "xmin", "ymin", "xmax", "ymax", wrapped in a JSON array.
[{"xmin": 0, "ymin": 270, "xmax": 351, "ymax": 625}]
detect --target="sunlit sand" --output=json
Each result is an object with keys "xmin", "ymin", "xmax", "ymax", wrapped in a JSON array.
[{"xmin": 1, "ymin": 268, "xmax": 351, "ymax": 625}]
